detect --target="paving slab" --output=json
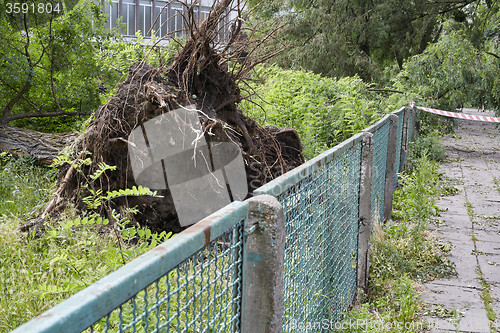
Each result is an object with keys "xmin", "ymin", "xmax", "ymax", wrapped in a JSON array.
[
  {"xmin": 473, "ymin": 229, "xmax": 500, "ymax": 244},
  {"xmin": 421, "ymin": 109, "xmax": 500, "ymax": 332},
  {"xmin": 476, "ymin": 254, "xmax": 500, "ymax": 284}
]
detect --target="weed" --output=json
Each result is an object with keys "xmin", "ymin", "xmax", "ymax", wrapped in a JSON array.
[
  {"xmin": 464, "ymin": 202, "xmax": 474, "ymax": 219},
  {"xmin": 493, "ymin": 177, "xmax": 500, "ymax": 193},
  {"xmin": 438, "ymin": 176, "xmax": 461, "ymax": 196},
  {"xmin": 409, "ymin": 132, "xmax": 446, "ymax": 163},
  {"xmin": 0, "ymin": 153, "xmax": 173, "ymax": 331},
  {"xmin": 478, "ymin": 269, "xmax": 497, "ymax": 329},
  {"xmin": 425, "ymin": 304, "xmax": 464, "ymax": 319}
]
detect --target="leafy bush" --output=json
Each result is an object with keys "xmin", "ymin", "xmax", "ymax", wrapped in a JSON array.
[
  {"xmin": 409, "ymin": 132, "xmax": 446, "ymax": 163},
  {"xmin": 97, "ymin": 32, "xmax": 182, "ymax": 106},
  {"xmin": 394, "ymin": 24, "xmax": 500, "ymax": 113},
  {"xmin": 239, "ymin": 66, "xmax": 390, "ymax": 158},
  {"xmin": 340, "ymin": 276, "xmax": 422, "ymax": 332},
  {"xmin": 0, "ymin": 0, "xmax": 113, "ymax": 132}
]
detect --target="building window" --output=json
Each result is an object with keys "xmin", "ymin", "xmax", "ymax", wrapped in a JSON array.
[
  {"xmin": 198, "ymin": 5, "xmax": 210, "ymax": 25},
  {"xmin": 153, "ymin": 1, "xmax": 168, "ymax": 37},
  {"xmin": 102, "ymin": 1, "xmax": 231, "ymax": 42},
  {"xmin": 104, "ymin": 0, "xmax": 119, "ymax": 30},
  {"xmin": 169, "ymin": 2, "xmax": 184, "ymax": 38},
  {"xmin": 122, "ymin": 0, "xmax": 136, "ymax": 36},
  {"xmin": 138, "ymin": 0, "xmax": 153, "ymax": 37}
]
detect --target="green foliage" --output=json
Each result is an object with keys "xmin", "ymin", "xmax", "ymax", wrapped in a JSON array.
[
  {"xmin": 0, "ymin": 0, "xmax": 181, "ymax": 132},
  {"xmin": 374, "ymin": 151, "xmax": 455, "ymax": 283},
  {"xmin": 340, "ymin": 276, "xmax": 422, "ymax": 332},
  {"xmin": 395, "ymin": 26, "xmax": 500, "ymax": 113},
  {"xmin": 409, "ymin": 132, "xmax": 446, "ymax": 164},
  {"xmin": 239, "ymin": 66, "xmax": 387, "ymax": 158},
  {"xmin": 247, "ymin": 0, "xmax": 490, "ymax": 82},
  {"xmin": 0, "ymin": 0, "xmax": 116, "ymax": 131},
  {"xmin": 96, "ymin": 32, "xmax": 182, "ymax": 105},
  {"xmin": 0, "ymin": 207, "xmax": 172, "ymax": 331},
  {"xmin": 0, "ymin": 152, "xmax": 171, "ymax": 331}
]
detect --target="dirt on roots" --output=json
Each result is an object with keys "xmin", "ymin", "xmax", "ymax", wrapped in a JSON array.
[{"xmin": 62, "ymin": 11, "xmax": 304, "ymax": 232}]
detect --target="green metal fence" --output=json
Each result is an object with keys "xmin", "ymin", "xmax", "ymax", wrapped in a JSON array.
[
  {"xmin": 363, "ymin": 115, "xmax": 391, "ymax": 224},
  {"xmin": 12, "ymin": 107, "xmax": 416, "ymax": 333},
  {"xmin": 13, "ymin": 202, "xmax": 248, "ymax": 333},
  {"xmin": 254, "ymin": 133, "xmax": 363, "ymax": 330}
]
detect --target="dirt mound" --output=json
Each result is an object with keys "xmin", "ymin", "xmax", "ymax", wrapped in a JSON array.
[{"xmin": 60, "ymin": 1, "xmax": 304, "ymax": 232}]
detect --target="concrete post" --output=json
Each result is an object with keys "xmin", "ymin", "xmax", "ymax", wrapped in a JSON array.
[
  {"xmin": 399, "ymin": 108, "xmax": 411, "ymax": 172},
  {"xmin": 241, "ymin": 195, "xmax": 285, "ymax": 333},
  {"xmin": 383, "ymin": 114, "xmax": 399, "ymax": 221},
  {"xmin": 357, "ymin": 132, "xmax": 374, "ymax": 292}
]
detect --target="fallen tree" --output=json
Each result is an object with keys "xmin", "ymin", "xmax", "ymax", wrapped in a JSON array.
[
  {"xmin": 0, "ymin": 124, "xmax": 78, "ymax": 164},
  {"xmin": 18, "ymin": 0, "xmax": 304, "ymax": 233}
]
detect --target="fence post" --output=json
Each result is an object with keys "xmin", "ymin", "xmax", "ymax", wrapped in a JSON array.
[
  {"xmin": 410, "ymin": 106, "xmax": 417, "ymax": 143},
  {"xmin": 399, "ymin": 108, "xmax": 411, "ymax": 172},
  {"xmin": 241, "ymin": 194, "xmax": 285, "ymax": 333},
  {"xmin": 383, "ymin": 114, "xmax": 398, "ymax": 221},
  {"xmin": 357, "ymin": 132, "xmax": 374, "ymax": 292}
]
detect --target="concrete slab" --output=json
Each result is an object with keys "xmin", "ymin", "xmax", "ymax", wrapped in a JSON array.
[
  {"xmin": 476, "ymin": 254, "xmax": 500, "ymax": 283},
  {"xmin": 421, "ymin": 109, "xmax": 499, "ymax": 331},
  {"xmin": 475, "ymin": 241, "xmax": 500, "ymax": 256},
  {"xmin": 421, "ymin": 283, "xmax": 483, "ymax": 308},
  {"xmin": 425, "ymin": 305, "xmax": 490, "ymax": 333},
  {"xmin": 490, "ymin": 283, "xmax": 500, "ymax": 303},
  {"xmin": 429, "ymin": 226, "xmax": 474, "ymax": 243},
  {"xmin": 473, "ymin": 229, "xmax": 500, "ymax": 244}
]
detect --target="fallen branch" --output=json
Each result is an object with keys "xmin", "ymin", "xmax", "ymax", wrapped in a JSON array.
[
  {"xmin": 3, "ymin": 110, "xmax": 91, "ymax": 123},
  {"xmin": 368, "ymin": 88, "xmax": 405, "ymax": 94},
  {"xmin": 41, "ymin": 163, "xmax": 76, "ymax": 220}
]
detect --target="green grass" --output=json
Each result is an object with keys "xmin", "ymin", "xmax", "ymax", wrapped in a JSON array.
[
  {"xmin": 0, "ymin": 152, "xmax": 57, "ymax": 216},
  {"xmin": 0, "ymin": 214, "xmax": 123, "ymax": 331},
  {"xmin": 0, "ymin": 153, "xmax": 174, "ymax": 331}
]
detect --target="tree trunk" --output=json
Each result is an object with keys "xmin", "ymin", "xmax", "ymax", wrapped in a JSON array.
[{"xmin": 0, "ymin": 124, "xmax": 78, "ymax": 164}]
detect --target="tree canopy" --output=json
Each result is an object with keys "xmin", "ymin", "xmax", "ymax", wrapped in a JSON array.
[
  {"xmin": 0, "ymin": 0, "xmax": 114, "ymax": 130},
  {"xmin": 248, "ymin": 0, "xmax": 499, "ymax": 82}
]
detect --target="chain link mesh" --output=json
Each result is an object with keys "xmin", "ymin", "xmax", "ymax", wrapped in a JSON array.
[
  {"xmin": 275, "ymin": 143, "xmax": 362, "ymax": 331},
  {"xmin": 86, "ymin": 222, "xmax": 244, "ymax": 333},
  {"xmin": 371, "ymin": 120, "xmax": 390, "ymax": 224}
]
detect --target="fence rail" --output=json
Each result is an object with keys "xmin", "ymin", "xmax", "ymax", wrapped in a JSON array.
[{"xmin": 12, "ymin": 106, "xmax": 417, "ymax": 333}]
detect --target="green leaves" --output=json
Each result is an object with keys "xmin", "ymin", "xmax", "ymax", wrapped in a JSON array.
[
  {"xmin": 89, "ymin": 162, "xmax": 117, "ymax": 181},
  {"xmin": 397, "ymin": 26, "xmax": 500, "ymax": 113},
  {"xmin": 105, "ymin": 185, "xmax": 161, "ymax": 201},
  {"xmin": 239, "ymin": 65, "xmax": 384, "ymax": 159}
]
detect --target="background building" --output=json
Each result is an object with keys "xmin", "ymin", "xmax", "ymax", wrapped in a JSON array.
[{"xmin": 102, "ymin": 0, "xmax": 237, "ymax": 42}]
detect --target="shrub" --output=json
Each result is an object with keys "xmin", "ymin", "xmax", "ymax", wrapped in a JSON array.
[{"xmin": 239, "ymin": 66, "xmax": 388, "ymax": 158}]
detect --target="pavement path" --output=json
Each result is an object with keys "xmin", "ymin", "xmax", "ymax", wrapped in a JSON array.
[{"xmin": 422, "ymin": 109, "xmax": 500, "ymax": 332}]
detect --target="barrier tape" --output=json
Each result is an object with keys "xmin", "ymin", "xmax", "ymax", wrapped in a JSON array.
[{"xmin": 415, "ymin": 106, "xmax": 500, "ymax": 123}]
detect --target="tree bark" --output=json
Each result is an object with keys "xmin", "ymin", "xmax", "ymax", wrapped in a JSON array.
[{"xmin": 0, "ymin": 124, "xmax": 78, "ymax": 164}]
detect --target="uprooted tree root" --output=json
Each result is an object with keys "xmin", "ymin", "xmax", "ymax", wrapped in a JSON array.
[{"xmin": 42, "ymin": 0, "xmax": 304, "ymax": 233}]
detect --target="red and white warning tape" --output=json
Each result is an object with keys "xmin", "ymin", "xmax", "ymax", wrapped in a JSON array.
[{"xmin": 415, "ymin": 106, "xmax": 500, "ymax": 123}]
